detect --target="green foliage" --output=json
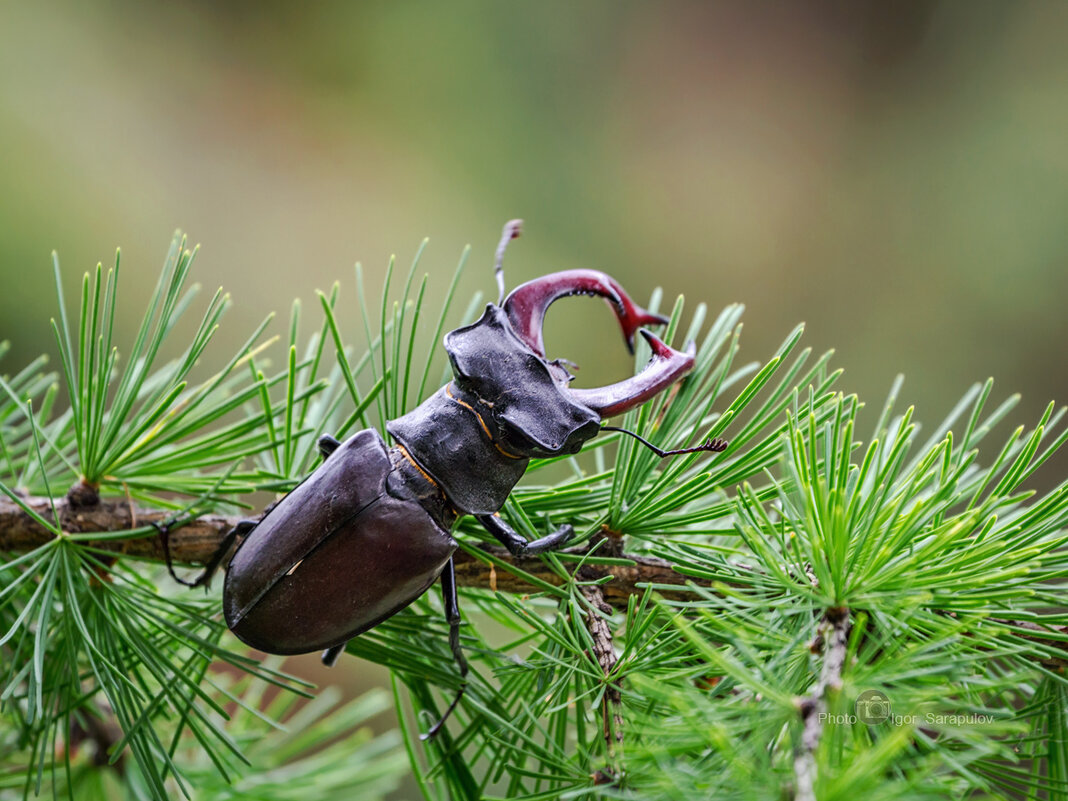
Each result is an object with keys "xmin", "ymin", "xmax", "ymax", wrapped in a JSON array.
[
  {"xmin": 0, "ymin": 235, "xmax": 406, "ymax": 799},
  {"xmin": 2, "ymin": 231, "xmax": 1068, "ymax": 800}
]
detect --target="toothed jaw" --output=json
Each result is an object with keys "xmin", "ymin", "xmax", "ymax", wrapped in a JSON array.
[
  {"xmin": 502, "ymin": 269, "xmax": 668, "ymax": 357},
  {"xmin": 567, "ymin": 332, "xmax": 696, "ymax": 419}
]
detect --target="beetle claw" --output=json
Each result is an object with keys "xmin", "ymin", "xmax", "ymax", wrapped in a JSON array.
[
  {"xmin": 421, "ymin": 685, "xmax": 467, "ymax": 740},
  {"xmin": 518, "ymin": 523, "xmax": 574, "ymax": 556}
]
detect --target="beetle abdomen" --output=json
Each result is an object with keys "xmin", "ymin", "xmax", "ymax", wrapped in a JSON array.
[{"xmin": 223, "ymin": 429, "xmax": 458, "ymax": 654}]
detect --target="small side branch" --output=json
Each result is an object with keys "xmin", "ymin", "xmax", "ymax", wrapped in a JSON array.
[
  {"xmin": 580, "ymin": 585, "xmax": 624, "ymax": 761},
  {"xmin": 69, "ymin": 700, "xmax": 125, "ymax": 772},
  {"xmin": 794, "ymin": 607, "xmax": 850, "ymax": 801}
]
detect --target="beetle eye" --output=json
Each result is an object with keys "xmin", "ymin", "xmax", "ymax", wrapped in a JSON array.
[{"xmin": 492, "ymin": 411, "xmax": 537, "ymax": 455}]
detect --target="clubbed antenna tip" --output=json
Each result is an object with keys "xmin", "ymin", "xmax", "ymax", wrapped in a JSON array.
[
  {"xmin": 495, "ymin": 219, "xmax": 523, "ymax": 304},
  {"xmin": 601, "ymin": 425, "xmax": 728, "ymax": 458}
]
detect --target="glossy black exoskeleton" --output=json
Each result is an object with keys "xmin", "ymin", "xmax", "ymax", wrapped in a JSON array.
[{"xmin": 163, "ymin": 220, "xmax": 726, "ymax": 737}]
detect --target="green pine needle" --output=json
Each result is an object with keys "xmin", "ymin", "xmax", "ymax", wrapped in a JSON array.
[{"xmin": 2, "ymin": 230, "xmax": 1068, "ymax": 801}]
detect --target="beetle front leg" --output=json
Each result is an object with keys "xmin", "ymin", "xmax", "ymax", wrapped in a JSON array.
[
  {"xmin": 422, "ymin": 557, "xmax": 468, "ymax": 739},
  {"xmin": 476, "ymin": 513, "xmax": 573, "ymax": 557}
]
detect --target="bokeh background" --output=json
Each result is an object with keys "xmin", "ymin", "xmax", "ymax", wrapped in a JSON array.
[
  {"xmin": 2, "ymin": 0, "xmax": 1067, "ymax": 790},
  {"xmin": 3, "ymin": 1, "xmax": 1067, "ymax": 444}
]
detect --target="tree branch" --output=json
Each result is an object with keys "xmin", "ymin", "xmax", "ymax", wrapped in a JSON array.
[
  {"xmin": 0, "ymin": 495, "xmax": 715, "ymax": 605},
  {"xmin": 793, "ymin": 607, "xmax": 850, "ymax": 801},
  {"xmin": 580, "ymin": 584, "xmax": 624, "ymax": 762},
  {"xmin": 3, "ymin": 495, "xmax": 1067, "ymax": 675}
]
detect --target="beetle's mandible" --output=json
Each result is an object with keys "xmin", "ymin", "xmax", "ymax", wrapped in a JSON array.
[{"xmin": 161, "ymin": 220, "xmax": 727, "ymax": 738}]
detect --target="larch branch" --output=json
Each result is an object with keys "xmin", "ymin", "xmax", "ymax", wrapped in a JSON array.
[{"xmin": 0, "ymin": 495, "xmax": 714, "ymax": 605}]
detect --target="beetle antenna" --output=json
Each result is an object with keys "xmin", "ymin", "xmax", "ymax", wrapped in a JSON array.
[
  {"xmin": 601, "ymin": 425, "xmax": 728, "ymax": 458},
  {"xmin": 495, "ymin": 218, "xmax": 523, "ymax": 305}
]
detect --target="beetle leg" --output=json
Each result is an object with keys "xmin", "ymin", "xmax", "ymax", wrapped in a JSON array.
[
  {"xmin": 321, "ymin": 642, "xmax": 347, "ymax": 667},
  {"xmin": 422, "ymin": 557, "xmax": 468, "ymax": 740},
  {"xmin": 476, "ymin": 513, "xmax": 574, "ymax": 557},
  {"xmin": 317, "ymin": 434, "xmax": 341, "ymax": 460},
  {"xmin": 502, "ymin": 269, "xmax": 668, "ymax": 357},
  {"xmin": 568, "ymin": 330, "xmax": 696, "ymax": 418},
  {"xmin": 441, "ymin": 558, "xmax": 469, "ymax": 677},
  {"xmin": 156, "ymin": 518, "xmax": 257, "ymax": 588}
]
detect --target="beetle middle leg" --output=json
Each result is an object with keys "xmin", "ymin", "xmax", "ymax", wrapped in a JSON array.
[
  {"xmin": 422, "ymin": 556, "xmax": 469, "ymax": 739},
  {"xmin": 317, "ymin": 434, "xmax": 341, "ymax": 459},
  {"xmin": 476, "ymin": 513, "xmax": 574, "ymax": 557}
]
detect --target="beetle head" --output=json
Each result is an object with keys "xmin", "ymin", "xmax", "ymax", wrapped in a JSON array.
[
  {"xmin": 445, "ymin": 305, "xmax": 601, "ymax": 458},
  {"xmin": 443, "ymin": 269, "xmax": 696, "ymax": 457}
]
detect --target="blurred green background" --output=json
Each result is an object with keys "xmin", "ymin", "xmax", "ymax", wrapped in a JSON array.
[
  {"xmin": 1, "ymin": 0, "xmax": 1067, "ymax": 786},
  {"xmin": 3, "ymin": 1, "xmax": 1067, "ymax": 442}
]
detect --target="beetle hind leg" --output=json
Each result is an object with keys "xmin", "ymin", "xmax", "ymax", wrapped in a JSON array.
[
  {"xmin": 321, "ymin": 642, "xmax": 347, "ymax": 667},
  {"xmin": 422, "ymin": 557, "xmax": 469, "ymax": 740},
  {"xmin": 156, "ymin": 518, "xmax": 257, "ymax": 589},
  {"xmin": 476, "ymin": 513, "xmax": 574, "ymax": 557}
]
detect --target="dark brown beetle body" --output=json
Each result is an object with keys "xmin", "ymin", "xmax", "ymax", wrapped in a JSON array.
[
  {"xmin": 223, "ymin": 429, "xmax": 458, "ymax": 653},
  {"xmin": 178, "ymin": 221, "xmax": 727, "ymax": 737}
]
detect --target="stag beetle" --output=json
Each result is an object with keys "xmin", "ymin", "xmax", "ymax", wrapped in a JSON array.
[{"xmin": 160, "ymin": 220, "xmax": 726, "ymax": 737}]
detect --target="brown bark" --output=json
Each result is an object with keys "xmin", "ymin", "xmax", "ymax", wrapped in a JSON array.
[
  {"xmin": 580, "ymin": 584, "xmax": 624, "ymax": 758},
  {"xmin": 793, "ymin": 608, "xmax": 850, "ymax": 801},
  {"xmin": 0, "ymin": 495, "xmax": 714, "ymax": 606},
  {"xmin": 2, "ymin": 495, "xmax": 1067, "ymax": 674}
]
